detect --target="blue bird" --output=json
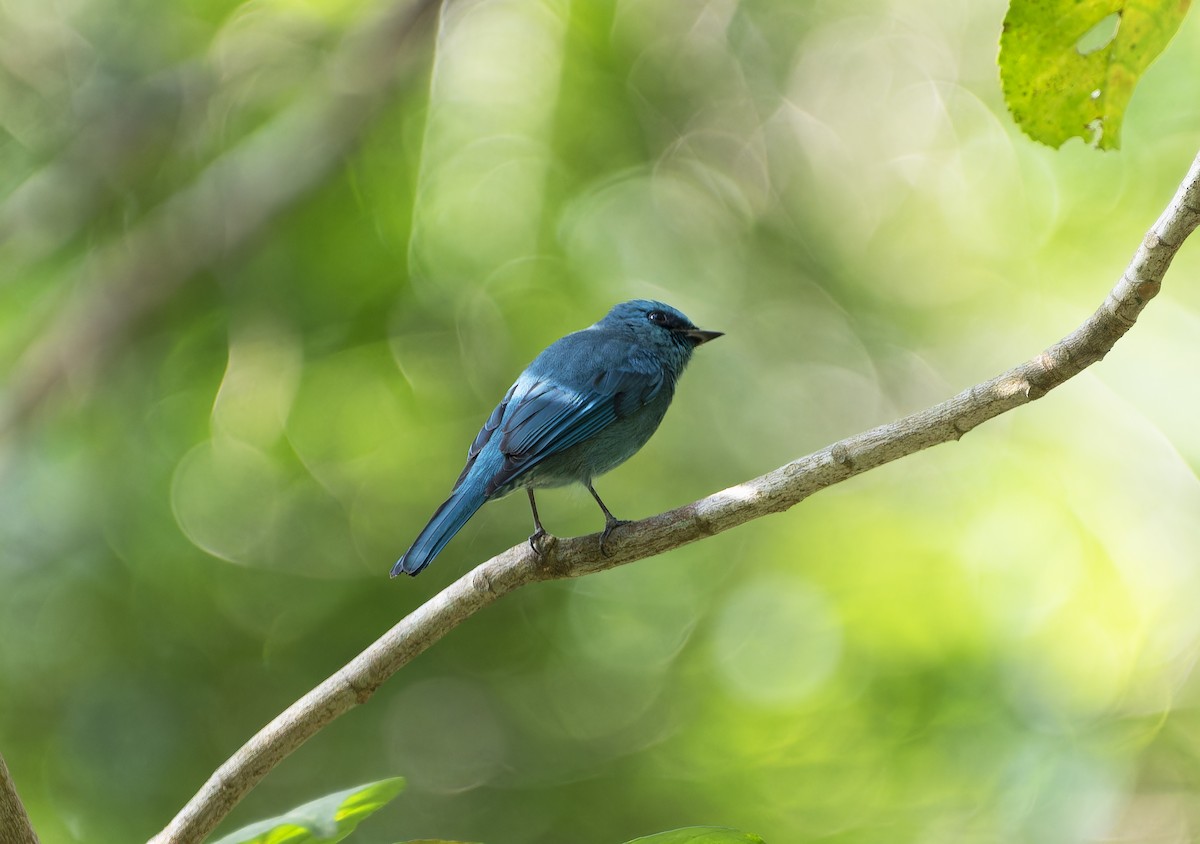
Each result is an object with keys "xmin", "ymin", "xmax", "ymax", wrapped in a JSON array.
[{"xmin": 392, "ymin": 300, "xmax": 722, "ymax": 577}]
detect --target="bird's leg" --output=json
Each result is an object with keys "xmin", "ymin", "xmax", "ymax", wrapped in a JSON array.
[
  {"xmin": 527, "ymin": 488, "xmax": 548, "ymax": 556},
  {"xmin": 586, "ymin": 482, "xmax": 628, "ymax": 556}
]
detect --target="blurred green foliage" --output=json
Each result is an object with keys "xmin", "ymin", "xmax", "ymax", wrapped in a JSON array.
[{"xmin": 2, "ymin": 1, "xmax": 1200, "ymax": 843}]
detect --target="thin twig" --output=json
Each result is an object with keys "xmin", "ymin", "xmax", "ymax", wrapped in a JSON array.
[
  {"xmin": 149, "ymin": 153, "xmax": 1200, "ymax": 844},
  {"xmin": 0, "ymin": 751, "xmax": 39, "ymax": 844}
]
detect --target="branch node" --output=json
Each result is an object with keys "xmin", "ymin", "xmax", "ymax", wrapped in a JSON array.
[
  {"xmin": 691, "ymin": 503, "xmax": 719, "ymax": 538},
  {"xmin": 472, "ymin": 567, "xmax": 498, "ymax": 595},
  {"xmin": 1027, "ymin": 343, "xmax": 1073, "ymax": 398},
  {"xmin": 1105, "ymin": 289, "xmax": 1137, "ymax": 327},
  {"xmin": 950, "ymin": 416, "xmax": 970, "ymax": 440},
  {"xmin": 1135, "ymin": 278, "xmax": 1162, "ymax": 303},
  {"xmin": 345, "ymin": 675, "xmax": 374, "ymax": 706},
  {"xmin": 829, "ymin": 442, "xmax": 855, "ymax": 471}
]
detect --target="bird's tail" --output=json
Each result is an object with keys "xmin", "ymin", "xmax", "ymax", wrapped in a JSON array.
[{"xmin": 391, "ymin": 486, "xmax": 487, "ymax": 577}]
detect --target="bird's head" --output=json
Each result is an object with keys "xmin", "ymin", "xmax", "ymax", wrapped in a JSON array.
[{"xmin": 599, "ymin": 300, "xmax": 723, "ymax": 351}]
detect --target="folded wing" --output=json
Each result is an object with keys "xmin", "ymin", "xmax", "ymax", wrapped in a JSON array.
[{"xmin": 452, "ymin": 351, "xmax": 666, "ymax": 498}]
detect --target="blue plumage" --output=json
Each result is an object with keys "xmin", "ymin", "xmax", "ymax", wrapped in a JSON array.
[{"xmin": 392, "ymin": 300, "xmax": 721, "ymax": 577}]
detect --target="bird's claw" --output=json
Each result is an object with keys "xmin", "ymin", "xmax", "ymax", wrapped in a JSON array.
[
  {"xmin": 599, "ymin": 519, "xmax": 629, "ymax": 556},
  {"xmin": 528, "ymin": 527, "xmax": 549, "ymax": 557}
]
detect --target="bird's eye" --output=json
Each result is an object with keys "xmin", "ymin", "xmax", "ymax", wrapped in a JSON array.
[{"xmin": 647, "ymin": 311, "xmax": 668, "ymax": 325}]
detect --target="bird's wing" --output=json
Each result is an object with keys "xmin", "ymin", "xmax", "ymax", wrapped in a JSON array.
[
  {"xmin": 452, "ymin": 383, "xmax": 516, "ymax": 489},
  {"xmin": 452, "ymin": 349, "xmax": 664, "ymax": 497},
  {"xmin": 488, "ymin": 364, "xmax": 665, "ymax": 494},
  {"xmin": 504, "ymin": 367, "xmax": 662, "ymax": 452}
]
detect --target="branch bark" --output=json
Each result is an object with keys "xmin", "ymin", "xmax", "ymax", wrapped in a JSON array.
[
  {"xmin": 149, "ymin": 153, "xmax": 1200, "ymax": 843},
  {"xmin": 0, "ymin": 751, "xmax": 39, "ymax": 844}
]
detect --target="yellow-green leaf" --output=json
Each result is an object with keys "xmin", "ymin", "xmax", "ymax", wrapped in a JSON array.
[
  {"xmin": 210, "ymin": 777, "xmax": 406, "ymax": 844},
  {"xmin": 999, "ymin": 0, "xmax": 1192, "ymax": 149}
]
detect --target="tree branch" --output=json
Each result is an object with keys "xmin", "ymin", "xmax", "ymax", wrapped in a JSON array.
[
  {"xmin": 149, "ymin": 152, "xmax": 1200, "ymax": 843},
  {"xmin": 0, "ymin": 751, "xmax": 39, "ymax": 844}
]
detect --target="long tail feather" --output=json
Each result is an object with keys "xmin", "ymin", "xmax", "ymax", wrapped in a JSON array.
[{"xmin": 391, "ymin": 486, "xmax": 486, "ymax": 577}]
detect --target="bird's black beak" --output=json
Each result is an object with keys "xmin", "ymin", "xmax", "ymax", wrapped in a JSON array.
[{"xmin": 679, "ymin": 328, "xmax": 723, "ymax": 346}]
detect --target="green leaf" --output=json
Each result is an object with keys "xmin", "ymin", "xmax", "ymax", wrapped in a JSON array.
[
  {"xmin": 210, "ymin": 777, "xmax": 406, "ymax": 844},
  {"xmin": 621, "ymin": 828, "xmax": 766, "ymax": 844},
  {"xmin": 999, "ymin": 0, "xmax": 1192, "ymax": 149}
]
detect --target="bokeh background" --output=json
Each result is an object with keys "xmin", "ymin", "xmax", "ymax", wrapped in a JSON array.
[{"xmin": 2, "ymin": 0, "xmax": 1200, "ymax": 842}]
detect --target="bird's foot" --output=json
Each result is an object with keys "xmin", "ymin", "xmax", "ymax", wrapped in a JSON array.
[
  {"xmin": 599, "ymin": 518, "xmax": 630, "ymax": 556},
  {"xmin": 528, "ymin": 527, "xmax": 549, "ymax": 557}
]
